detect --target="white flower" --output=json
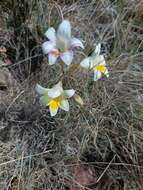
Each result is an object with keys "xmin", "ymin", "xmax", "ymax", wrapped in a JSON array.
[
  {"xmin": 42, "ymin": 20, "xmax": 84, "ymax": 66},
  {"xmin": 36, "ymin": 81, "xmax": 75, "ymax": 116},
  {"xmin": 80, "ymin": 44, "xmax": 109, "ymax": 81}
]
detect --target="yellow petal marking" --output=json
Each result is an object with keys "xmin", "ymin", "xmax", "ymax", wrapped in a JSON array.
[
  {"xmin": 48, "ymin": 96, "xmax": 63, "ymax": 110},
  {"xmin": 95, "ymin": 65, "xmax": 106, "ymax": 73},
  {"xmin": 48, "ymin": 99, "xmax": 60, "ymax": 110}
]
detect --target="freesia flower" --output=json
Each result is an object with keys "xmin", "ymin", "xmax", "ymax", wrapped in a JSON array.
[
  {"xmin": 80, "ymin": 44, "xmax": 109, "ymax": 81},
  {"xmin": 42, "ymin": 20, "xmax": 84, "ymax": 66},
  {"xmin": 36, "ymin": 81, "xmax": 75, "ymax": 116}
]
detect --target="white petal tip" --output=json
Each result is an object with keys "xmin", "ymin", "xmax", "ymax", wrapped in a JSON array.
[
  {"xmin": 35, "ymin": 84, "xmax": 48, "ymax": 95},
  {"xmin": 60, "ymin": 51, "xmax": 73, "ymax": 65},
  {"xmin": 42, "ymin": 41, "xmax": 55, "ymax": 54},
  {"xmin": 71, "ymin": 38, "xmax": 84, "ymax": 49},
  {"xmin": 80, "ymin": 57, "xmax": 90, "ymax": 69},
  {"xmin": 64, "ymin": 89, "xmax": 75, "ymax": 98},
  {"xmin": 50, "ymin": 109, "xmax": 58, "ymax": 117},
  {"xmin": 48, "ymin": 52, "xmax": 59, "ymax": 65},
  {"xmin": 60, "ymin": 99, "xmax": 70, "ymax": 112},
  {"xmin": 44, "ymin": 27, "xmax": 56, "ymax": 42},
  {"xmin": 94, "ymin": 43, "xmax": 101, "ymax": 55}
]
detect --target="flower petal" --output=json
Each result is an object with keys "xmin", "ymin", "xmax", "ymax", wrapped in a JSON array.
[
  {"xmin": 64, "ymin": 89, "xmax": 75, "ymax": 98},
  {"xmin": 49, "ymin": 106, "xmax": 59, "ymax": 117},
  {"xmin": 80, "ymin": 57, "xmax": 91, "ymax": 69},
  {"xmin": 93, "ymin": 43, "xmax": 101, "ymax": 56},
  {"xmin": 42, "ymin": 41, "xmax": 55, "ymax": 54},
  {"xmin": 40, "ymin": 95, "xmax": 51, "ymax": 105},
  {"xmin": 60, "ymin": 99, "xmax": 69, "ymax": 111},
  {"xmin": 45, "ymin": 27, "xmax": 56, "ymax": 42},
  {"xmin": 60, "ymin": 51, "xmax": 73, "ymax": 65},
  {"xmin": 35, "ymin": 84, "xmax": 49, "ymax": 95},
  {"xmin": 71, "ymin": 38, "xmax": 84, "ymax": 49},
  {"xmin": 99, "ymin": 55, "xmax": 106, "ymax": 65},
  {"xmin": 104, "ymin": 68, "xmax": 109, "ymax": 78},
  {"xmin": 48, "ymin": 89, "xmax": 61, "ymax": 98},
  {"xmin": 92, "ymin": 55, "xmax": 105, "ymax": 68},
  {"xmin": 94, "ymin": 70, "xmax": 102, "ymax": 81},
  {"xmin": 48, "ymin": 52, "xmax": 58, "ymax": 65},
  {"xmin": 48, "ymin": 83, "xmax": 63, "ymax": 98},
  {"xmin": 57, "ymin": 20, "xmax": 71, "ymax": 40},
  {"xmin": 54, "ymin": 81, "xmax": 63, "ymax": 89}
]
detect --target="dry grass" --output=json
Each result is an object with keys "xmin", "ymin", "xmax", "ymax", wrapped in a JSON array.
[{"xmin": 0, "ymin": 0, "xmax": 143, "ymax": 189}]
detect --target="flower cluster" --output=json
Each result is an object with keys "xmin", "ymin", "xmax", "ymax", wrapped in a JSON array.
[
  {"xmin": 36, "ymin": 20, "xmax": 109, "ymax": 116},
  {"xmin": 36, "ymin": 82, "xmax": 75, "ymax": 116},
  {"xmin": 80, "ymin": 44, "xmax": 109, "ymax": 81},
  {"xmin": 42, "ymin": 20, "xmax": 84, "ymax": 66}
]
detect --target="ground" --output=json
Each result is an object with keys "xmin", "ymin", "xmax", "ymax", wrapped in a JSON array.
[{"xmin": 0, "ymin": 0, "xmax": 143, "ymax": 189}]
